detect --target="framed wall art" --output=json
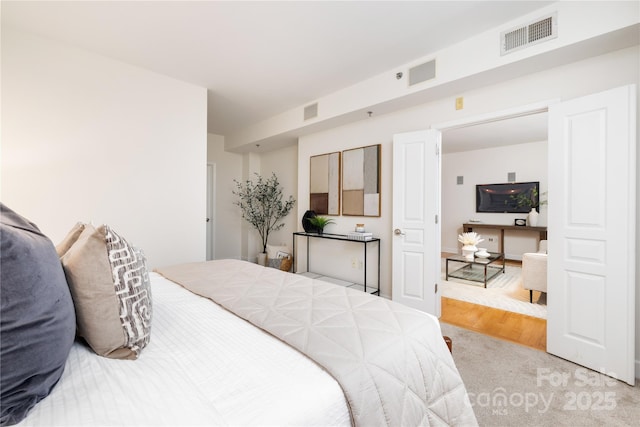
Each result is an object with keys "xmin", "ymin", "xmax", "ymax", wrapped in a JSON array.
[
  {"xmin": 342, "ymin": 144, "xmax": 381, "ymax": 217},
  {"xmin": 309, "ymin": 151, "xmax": 340, "ymax": 215}
]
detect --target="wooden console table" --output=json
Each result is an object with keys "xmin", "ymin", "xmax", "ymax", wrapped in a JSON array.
[{"xmin": 462, "ymin": 223, "xmax": 547, "ymax": 255}]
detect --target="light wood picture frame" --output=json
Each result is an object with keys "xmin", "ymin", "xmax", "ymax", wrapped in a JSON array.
[
  {"xmin": 309, "ymin": 151, "xmax": 341, "ymax": 215},
  {"xmin": 341, "ymin": 144, "xmax": 381, "ymax": 217}
]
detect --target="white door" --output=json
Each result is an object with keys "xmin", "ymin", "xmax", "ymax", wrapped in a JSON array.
[
  {"xmin": 392, "ymin": 130, "xmax": 441, "ymax": 316},
  {"xmin": 206, "ymin": 163, "xmax": 216, "ymax": 260},
  {"xmin": 547, "ymin": 85, "xmax": 636, "ymax": 385}
]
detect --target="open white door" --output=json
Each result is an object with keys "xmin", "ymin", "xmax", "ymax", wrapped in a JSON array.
[
  {"xmin": 392, "ymin": 130, "xmax": 441, "ymax": 316},
  {"xmin": 547, "ymin": 85, "xmax": 636, "ymax": 385}
]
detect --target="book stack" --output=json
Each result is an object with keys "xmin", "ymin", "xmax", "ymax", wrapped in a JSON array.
[{"xmin": 346, "ymin": 232, "xmax": 373, "ymax": 241}]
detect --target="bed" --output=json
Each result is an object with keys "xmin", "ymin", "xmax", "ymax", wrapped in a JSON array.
[
  {"xmin": 17, "ymin": 271, "xmax": 352, "ymax": 426},
  {"xmin": 1, "ymin": 205, "xmax": 477, "ymax": 426}
]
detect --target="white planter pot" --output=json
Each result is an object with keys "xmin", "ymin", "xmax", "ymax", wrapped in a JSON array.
[
  {"xmin": 257, "ymin": 252, "xmax": 267, "ymax": 266},
  {"xmin": 462, "ymin": 245, "xmax": 477, "ymax": 260}
]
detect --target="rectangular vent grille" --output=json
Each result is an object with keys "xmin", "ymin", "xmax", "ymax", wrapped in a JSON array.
[
  {"xmin": 501, "ymin": 13, "xmax": 557, "ymax": 55},
  {"xmin": 304, "ymin": 103, "xmax": 318, "ymax": 120},
  {"xmin": 408, "ymin": 59, "xmax": 436, "ymax": 86}
]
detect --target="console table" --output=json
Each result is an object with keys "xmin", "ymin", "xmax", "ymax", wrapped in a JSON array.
[
  {"xmin": 462, "ymin": 223, "xmax": 547, "ymax": 256},
  {"xmin": 292, "ymin": 232, "xmax": 380, "ymax": 295}
]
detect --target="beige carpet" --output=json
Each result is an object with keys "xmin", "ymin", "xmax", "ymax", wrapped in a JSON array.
[
  {"xmin": 441, "ymin": 323, "xmax": 640, "ymax": 426},
  {"xmin": 441, "ymin": 259, "xmax": 547, "ymax": 319}
]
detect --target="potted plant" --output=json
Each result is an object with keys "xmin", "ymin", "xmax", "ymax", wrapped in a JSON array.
[
  {"xmin": 509, "ymin": 188, "xmax": 547, "ymax": 226},
  {"xmin": 307, "ymin": 216, "xmax": 335, "ymax": 234},
  {"xmin": 510, "ymin": 187, "xmax": 546, "ymax": 210},
  {"xmin": 233, "ymin": 173, "xmax": 296, "ymax": 265}
]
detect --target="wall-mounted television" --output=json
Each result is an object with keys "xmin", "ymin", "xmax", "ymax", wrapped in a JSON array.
[{"xmin": 476, "ymin": 182, "xmax": 539, "ymax": 213}]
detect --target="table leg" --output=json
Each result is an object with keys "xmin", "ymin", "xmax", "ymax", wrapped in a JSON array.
[
  {"xmin": 364, "ymin": 243, "xmax": 367, "ymax": 293},
  {"xmin": 484, "ymin": 265, "xmax": 488, "ymax": 288},
  {"xmin": 292, "ymin": 235, "xmax": 296, "ymax": 273}
]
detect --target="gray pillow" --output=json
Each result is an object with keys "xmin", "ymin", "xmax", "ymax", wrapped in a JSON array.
[{"xmin": 0, "ymin": 203, "xmax": 76, "ymax": 426}]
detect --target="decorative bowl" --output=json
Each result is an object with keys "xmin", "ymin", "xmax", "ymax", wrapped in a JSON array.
[{"xmin": 475, "ymin": 251, "xmax": 490, "ymax": 258}]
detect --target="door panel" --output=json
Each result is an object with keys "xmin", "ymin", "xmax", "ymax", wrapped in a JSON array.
[
  {"xmin": 547, "ymin": 85, "xmax": 636, "ymax": 385},
  {"xmin": 392, "ymin": 130, "xmax": 440, "ymax": 315}
]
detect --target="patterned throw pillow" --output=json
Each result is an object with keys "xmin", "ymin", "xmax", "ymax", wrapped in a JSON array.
[
  {"xmin": 104, "ymin": 226, "xmax": 152, "ymax": 355},
  {"xmin": 61, "ymin": 224, "xmax": 152, "ymax": 359}
]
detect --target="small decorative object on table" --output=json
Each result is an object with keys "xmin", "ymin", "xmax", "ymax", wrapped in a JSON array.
[
  {"xmin": 355, "ymin": 223, "xmax": 365, "ymax": 233},
  {"xmin": 347, "ymin": 231, "xmax": 373, "ymax": 241},
  {"xmin": 458, "ymin": 232, "xmax": 484, "ymax": 260},
  {"xmin": 302, "ymin": 210, "xmax": 319, "ymax": 233},
  {"xmin": 475, "ymin": 248, "xmax": 490, "ymax": 258},
  {"xmin": 514, "ymin": 218, "xmax": 527, "ymax": 226}
]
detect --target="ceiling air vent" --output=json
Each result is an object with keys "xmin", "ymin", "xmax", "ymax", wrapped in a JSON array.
[
  {"xmin": 501, "ymin": 13, "xmax": 557, "ymax": 55},
  {"xmin": 304, "ymin": 103, "xmax": 318, "ymax": 121},
  {"xmin": 408, "ymin": 59, "xmax": 436, "ymax": 86}
]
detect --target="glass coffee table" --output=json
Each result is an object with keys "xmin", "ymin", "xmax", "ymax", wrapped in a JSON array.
[{"xmin": 445, "ymin": 252, "xmax": 505, "ymax": 288}]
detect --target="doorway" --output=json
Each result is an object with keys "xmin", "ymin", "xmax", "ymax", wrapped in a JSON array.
[
  {"xmin": 437, "ymin": 105, "xmax": 550, "ymax": 349},
  {"xmin": 439, "ymin": 110, "xmax": 549, "ymax": 319},
  {"xmin": 429, "ymin": 85, "xmax": 637, "ymax": 385}
]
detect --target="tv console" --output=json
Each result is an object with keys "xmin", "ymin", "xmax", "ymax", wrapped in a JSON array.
[{"xmin": 462, "ymin": 223, "xmax": 547, "ymax": 258}]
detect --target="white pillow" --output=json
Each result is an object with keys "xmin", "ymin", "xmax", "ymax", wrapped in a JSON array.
[{"xmin": 266, "ymin": 244, "xmax": 290, "ymax": 259}]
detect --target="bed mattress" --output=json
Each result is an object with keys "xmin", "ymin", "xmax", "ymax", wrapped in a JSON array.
[{"xmin": 18, "ymin": 272, "xmax": 351, "ymax": 426}]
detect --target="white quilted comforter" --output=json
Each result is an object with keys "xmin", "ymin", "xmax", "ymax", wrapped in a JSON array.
[{"xmin": 156, "ymin": 259, "xmax": 477, "ymax": 427}]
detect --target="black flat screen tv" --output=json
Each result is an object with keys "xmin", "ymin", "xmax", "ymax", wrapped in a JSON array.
[{"xmin": 476, "ymin": 182, "xmax": 539, "ymax": 213}]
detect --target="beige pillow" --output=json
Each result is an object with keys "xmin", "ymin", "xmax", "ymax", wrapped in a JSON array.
[
  {"xmin": 266, "ymin": 244, "xmax": 290, "ymax": 259},
  {"xmin": 55, "ymin": 222, "xmax": 86, "ymax": 257},
  {"xmin": 61, "ymin": 224, "xmax": 152, "ymax": 360}
]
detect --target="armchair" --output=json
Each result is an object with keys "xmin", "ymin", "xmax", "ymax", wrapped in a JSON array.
[{"xmin": 522, "ymin": 240, "xmax": 547, "ymax": 303}]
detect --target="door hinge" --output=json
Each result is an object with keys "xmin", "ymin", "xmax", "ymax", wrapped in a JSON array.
[
  {"xmin": 435, "ymin": 143, "xmax": 440, "ymax": 155},
  {"xmin": 435, "ymin": 283, "xmax": 438, "ymax": 293},
  {"xmin": 435, "ymin": 214, "xmax": 438, "ymax": 224}
]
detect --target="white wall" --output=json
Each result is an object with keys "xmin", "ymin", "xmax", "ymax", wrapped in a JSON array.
[
  {"xmin": 207, "ymin": 133, "xmax": 243, "ymax": 259},
  {"xmin": 260, "ymin": 144, "xmax": 299, "ymax": 255},
  {"xmin": 441, "ymin": 141, "xmax": 548, "ymax": 259},
  {"xmin": 298, "ymin": 46, "xmax": 638, "ymax": 298},
  {"xmin": 1, "ymin": 28, "xmax": 207, "ymax": 268},
  {"xmin": 297, "ymin": 127, "xmax": 392, "ymax": 294}
]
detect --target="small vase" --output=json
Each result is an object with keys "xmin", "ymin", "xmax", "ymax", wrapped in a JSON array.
[
  {"xmin": 462, "ymin": 245, "xmax": 477, "ymax": 260},
  {"xmin": 302, "ymin": 210, "xmax": 319, "ymax": 233},
  {"xmin": 527, "ymin": 208, "xmax": 539, "ymax": 227}
]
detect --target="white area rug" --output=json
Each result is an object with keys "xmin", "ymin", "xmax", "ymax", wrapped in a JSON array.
[{"xmin": 441, "ymin": 259, "xmax": 547, "ymax": 319}]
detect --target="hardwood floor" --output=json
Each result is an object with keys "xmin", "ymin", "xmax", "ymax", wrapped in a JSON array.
[{"xmin": 441, "ymin": 297, "xmax": 547, "ymax": 351}]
